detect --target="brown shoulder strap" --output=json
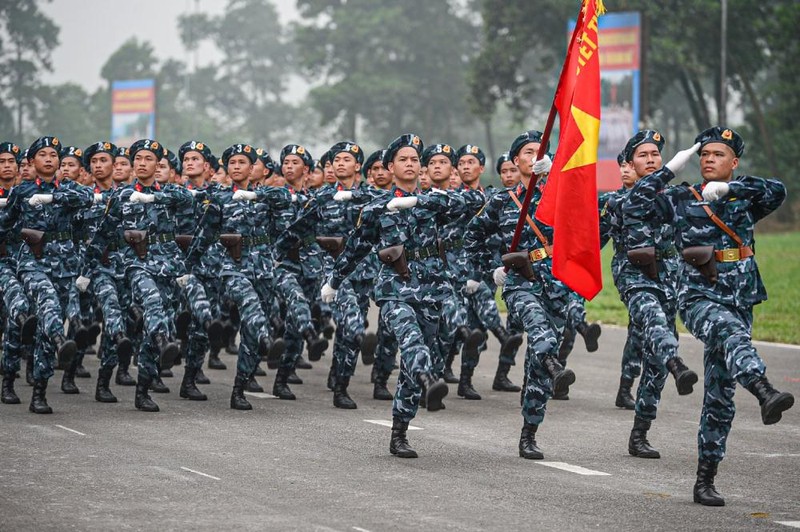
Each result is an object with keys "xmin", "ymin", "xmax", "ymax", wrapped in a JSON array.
[
  {"xmin": 508, "ymin": 190, "xmax": 552, "ymax": 252},
  {"xmin": 688, "ymin": 186, "xmax": 744, "ymax": 247}
]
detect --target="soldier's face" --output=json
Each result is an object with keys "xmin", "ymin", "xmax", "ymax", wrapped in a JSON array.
[
  {"xmin": 619, "ymin": 161, "xmax": 637, "ymax": 188},
  {"xmin": 250, "ymin": 159, "xmax": 267, "ymax": 181},
  {"xmin": 699, "ymin": 142, "xmax": 738, "ymax": 182},
  {"xmin": 427, "ymin": 154, "xmax": 451, "ymax": 185},
  {"xmin": 333, "ymin": 152, "xmax": 360, "ymax": 180},
  {"xmin": 133, "ymin": 150, "xmax": 158, "ymax": 179},
  {"xmin": 79, "ymin": 167, "xmax": 93, "ymax": 186},
  {"xmin": 91, "ymin": 153, "xmax": 114, "ymax": 181},
  {"xmin": 155, "ymin": 159, "xmax": 171, "ymax": 183},
  {"xmin": 388, "ymin": 147, "xmax": 421, "ymax": 184},
  {"xmin": 499, "ymin": 161, "xmax": 521, "ymax": 188},
  {"xmin": 307, "ymin": 167, "xmax": 324, "ymax": 188},
  {"xmin": 323, "ymin": 161, "xmax": 336, "ymax": 183},
  {"xmin": 59, "ymin": 157, "xmax": 82, "ymax": 180},
  {"xmin": 418, "ymin": 169, "xmax": 431, "ymax": 190},
  {"xmin": 282, "ymin": 155, "xmax": 306, "ymax": 181},
  {"xmin": 227, "ymin": 154, "xmax": 252, "ymax": 184},
  {"xmin": 19, "ymin": 159, "xmax": 34, "ymax": 180},
  {"xmin": 183, "ymin": 151, "xmax": 208, "ymax": 179},
  {"xmin": 33, "ymin": 147, "xmax": 59, "ymax": 178},
  {"xmin": 113, "ymin": 157, "xmax": 132, "ymax": 183},
  {"xmin": 513, "ymin": 142, "xmax": 540, "ymax": 176},
  {"xmin": 458, "ymin": 155, "xmax": 483, "ymax": 185},
  {"xmin": 371, "ymin": 161, "xmax": 392, "ymax": 188},
  {"xmin": 631, "ymin": 144, "xmax": 662, "ymax": 177},
  {"xmin": 449, "ymin": 169, "xmax": 462, "ymax": 189},
  {"xmin": 0, "ymin": 153, "xmax": 18, "ymax": 181}
]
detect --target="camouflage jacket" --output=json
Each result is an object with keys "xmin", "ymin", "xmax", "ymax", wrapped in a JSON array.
[
  {"xmin": 0, "ymin": 186, "xmax": 23, "ymax": 268},
  {"xmin": 328, "ymin": 185, "xmax": 465, "ymax": 305},
  {"xmin": 0, "ymin": 178, "xmax": 93, "ymax": 278},
  {"xmin": 272, "ymin": 186, "xmax": 326, "ymax": 279},
  {"xmin": 623, "ymin": 168, "xmax": 786, "ymax": 307},
  {"xmin": 436, "ymin": 184, "xmax": 486, "ymax": 287}
]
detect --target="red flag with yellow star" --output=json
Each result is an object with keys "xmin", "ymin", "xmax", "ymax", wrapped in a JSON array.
[{"xmin": 535, "ymin": 0, "xmax": 604, "ymax": 300}]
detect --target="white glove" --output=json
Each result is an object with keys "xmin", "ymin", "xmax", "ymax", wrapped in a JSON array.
[
  {"xmin": 387, "ymin": 196, "xmax": 418, "ymax": 211},
  {"xmin": 320, "ymin": 282, "xmax": 337, "ymax": 303},
  {"xmin": 0, "ymin": 198, "xmax": 7, "ymax": 207},
  {"xmin": 129, "ymin": 191, "xmax": 155, "ymax": 203},
  {"xmin": 28, "ymin": 194, "xmax": 54, "ymax": 206},
  {"xmin": 291, "ymin": 194, "xmax": 298, "ymax": 203},
  {"xmin": 176, "ymin": 274, "xmax": 192, "ymax": 288},
  {"xmin": 532, "ymin": 154, "xmax": 552, "ymax": 176},
  {"xmin": 465, "ymin": 279, "xmax": 480, "ymax": 294},
  {"xmin": 493, "ymin": 266, "xmax": 507, "ymax": 286},
  {"xmin": 188, "ymin": 188, "xmax": 200, "ymax": 197},
  {"xmin": 702, "ymin": 181, "xmax": 730, "ymax": 202},
  {"xmin": 232, "ymin": 190, "xmax": 257, "ymax": 201},
  {"xmin": 430, "ymin": 187, "xmax": 448, "ymax": 195},
  {"xmin": 665, "ymin": 142, "xmax": 702, "ymax": 173},
  {"xmin": 93, "ymin": 193, "xmax": 103, "ymax": 203},
  {"xmin": 75, "ymin": 276, "xmax": 91, "ymax": 293},
  {"xmin": 333, "ymin": 190, "xmax": 353, "ymax": 202}
]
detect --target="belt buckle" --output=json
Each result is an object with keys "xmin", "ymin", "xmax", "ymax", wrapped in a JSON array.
[
  {"xmin": 721, "ymin": 248, "xmax": 739, "ymax": 262},
  {"xmin": 529, "ymin": 248, "xmax": 547, "ymax": 261}
]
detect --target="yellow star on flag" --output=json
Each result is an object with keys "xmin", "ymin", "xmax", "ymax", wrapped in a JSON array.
[{"xmin": 561, "ymin": 105, "xmax": 600, "ymax": 172}]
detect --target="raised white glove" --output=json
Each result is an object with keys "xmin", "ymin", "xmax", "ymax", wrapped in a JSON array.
[
  {"xmin": 232, "ymin": 190, "xmax": 257, "ymax": 201},
  {"xmin": 28, "ymin": 194, "xmax": 54, "ymax": 206},
  {"xmin": 465, "ymin": 279, "xmax": 480, "ymax": 294},
  {"xmin": 665, "ymin": 142, "xmax": 702, "ymax": 173},
  {"xmin": 333, "ymin": 190, "xmax": 353, "ymax": 202},
  {"xmin": 702, "ymin": 181, "xmax": 730, "ymax": 202},
  {"xmin": 176, "ymin": 274, "xmax": 192, "ymax": 288},
  {"xmin": 93, "ymin": 193, "xmax": 103, "ymax": 203},
  {"xmin": 291, "ymin": 194, "xmax": 298, "ymax": 203},
  {"xmin": 532, "ymin": 154, "xmax": 552, "ymax": 175},
  {"xmin": 0, "ymin": 198, "xmax": 7, "ymax": 207},
  {"xmin": 430, "ymin": 187, "xmax": 448, "ymax": 195},
  {"xmin": 129, "ymin": 191, "xmax": 155, "ymax": 203},
  {"xmin": 493, "ymin": 266, "xmax": 507, "ymax": 286},
  {"xmin": 387, "ymin": 196, "xmax": 418, "ymax": 211},
  {"xmin": 320, "ymin": 282, "xmax": 337, "ymax": 303},
  {"xmin": 75, "ymin": 276, "xmax": 91, "ymax": 293}
]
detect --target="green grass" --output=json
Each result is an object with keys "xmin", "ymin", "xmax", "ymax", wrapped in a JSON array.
[{"xmin": 496, "ymin": 232, "xmax": 800, "ymax": 344}]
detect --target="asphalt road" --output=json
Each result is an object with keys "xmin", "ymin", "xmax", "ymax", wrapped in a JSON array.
[{"xmin": 1, "ymin": 321, "xmax": 798, "ymax": 531}]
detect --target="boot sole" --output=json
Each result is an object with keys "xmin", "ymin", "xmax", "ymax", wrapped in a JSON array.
[
  {"xmin": 95, "ymin": 395, "xmax": 118, "ymax": 403},
  {"xmin": 57, "ymin": 341, "xmax": 78, "ymax": 370},
  {"xmin": 581, "ymin": 324, "xmax": 602, "ymax": 352},
  {"xmin": 519, "ymin": 450, "xmax": 544, "ymax": 460},
  {"xmin": 462, "ymin": 330, "xmax": 486, "ymax": 363},
  {"xmin": 500, "ymin": 333, "xmax": 524, "ymax": 358},
  {"xmin": 628, "ymin": 448, "xmax": 661, "ymax": 459},
  {"xmin": 676, "ymin": 370, "xmax": 699, "ymax": 396},
  {"xmin": 693, "ymin": 493, "xmax": 725, "ymax": 506},
  {"xmin": 552, "ymin": 369, "xmax": 576, "ymax": 397},
  {"xmin": 360, "ymin": 333, "xmax": 378, "ymax": 365},
  {"xmin": 390, "ymin": 448, "xmax": 418, "ymax": 458},
  {"xmin": 307, "ymin": 339, "xmax": 328, "ymax": 362},
  {"xmin": 425, "ymin": 382, "xmax": 449, "ymax": 411},
  {"xmin": 763, "ymin": 392, "xmax": 794, "ymax": 425},
  {"xmin": 159, "ymin": 343, "xmax": 181, "ymax": 370},
  {"xmin": 207, "ymin": 320, "xmax": 226, "ymax": 350}
]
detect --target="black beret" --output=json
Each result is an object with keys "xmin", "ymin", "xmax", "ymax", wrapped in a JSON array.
[
  {"xmin": 222, "ymin": 144, "xmax": 257, "ymax": 165},
  {"xmin": 617, "ymin": 150, "xmax": 626, "ymax": 166},
  {"xmin": 319, "ymin": 150, "xmax": 332, "ymax": 167},
  {"xmin": 179, "ymin": 140, "xmax": 213, "ymax": 162},
  {"xmin": 456, "ymin": 144, "xmax": 486, "ymax": 166},
  {"xmin": 280, "ymin": 144, "xmax": 313, "ymax": 168},
  {"xmin": 83, "ymin": 141, "xmax": 117, "ymax": 167},
  {"xmin": 329, "ymin": 141, "xmax": 364, "ymax": 165},
  {"xmin": 60, "ymin": 146, "xmax": 85, "ymax": 168},
  {"xmin": 129, "ymin": 139, "xmax": 163, "ymax": 161},
  {"xmin": 509, "ymin": 130, "xmax": 550, "ymax": 160},
  {"xmin": 0, "ymin": 141, "xmax": 21, "ymax": 164},
  {"xmin": 382, "ymin": 133, "xmax": 424, "ymax": 168},
  {"xmin": 694, "ymin": 126, "xmax": 745, "ymax": 158},
  {"xmin": 163, "ymin": 149, "xmax": 182, "ymax": 174},
  {"xmin": 115, "ymin": 146, "xmax": 130, "ymax": 159},
  {"xmin": 362, "ymin": 149, "xmax": 387, "ymax": 178},
  {"xmin": 623, "ymin": 129, "xmax": 665, "ymax": 162},
  {"xmin": 495, "ymin": 152, "xmax": 512, "ymax": 175},
  {"xmin": 209, "ymin": 154, "xmax": 221, "ymax": 172},
  {"xmin": 27, "ymin": 136, "xmax": 61, "ymax": 160},
  {"xmin": 422, "ymin": 143, "xmax": 456, "ymax": 166}
]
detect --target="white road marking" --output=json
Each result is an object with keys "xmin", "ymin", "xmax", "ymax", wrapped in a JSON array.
[
  {"xmin": 55, "ymin": 425, "xmax": 85, "ymax": 436},
  {"xmin": 537, "ymin": 462, "xmax": 611, "ymax": 476},
  {"xmin": 364, "ymin": 420, "xmax": 422, "ymax": 430},
  {"xmin": 180, "ymin": 467, "xmax": 220, "ymax": 480},
  {"xmin": 353, "ymin": 527, "xmax": 372, "ymax": 532},
  {"xmin": 244, "ymin": 392, "xmax": 276, "ymax": 399},
  {"xmin": 743, "ymin": 453, "xmax": 800, "ymax": 458},
  {"xmin": 776, "ymin": 522, "xmax": 800, "ymax": 529}
]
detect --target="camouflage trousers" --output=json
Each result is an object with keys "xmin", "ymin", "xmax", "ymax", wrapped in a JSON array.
[
  {"xmin": 221, "ymin": 274, "xmax": 270, "ymax": 377},
  {"xmin": 274, "ymin": 267, "xmax": 316, "ymax": 371},
  {"xmin": 128, "ymin": 269, "xmax": 175, "ymax": 379},
  {"xmin": 504, "ymin": 289, "xmax": 567, "ymax": 426},
  {"xmin": 383, "ymin": 300, "xmax": 442, "ymax": 423},
  {"xmin": 0, "ymin": 263, "xmax": 30, "ymax": 374},
  {"xmin": 92, "ymin": 272, "xmax": 126, "ymax": 369},
  {"xmin": 373, "ymin": 302, "xmax": 398, "ymax": 377},
  {"xmin": 19, "ymin": 271, "xmax": 73, "ymax": 381},
  {"xmin": 332, "ymin": 278, "xmax": 371, "ymax": 378},
  {"xmin": 557, "ymin": 294, "xmax": 588, "ymax": 363},
  {"xmin": 465, "ymin": 280, "xmax": 518, "ymax": 366},
  {"xmin": 440, "ymin": 287, "xmax": 470, "ymax": 370},
  {"xmin": 179, "ymin": 274, "xmax": 215, "ymax": 371},
  {"xmin": 680, "ymin": 299, "xmax": 765, "ymax": 463},
  {"xmin": 620, "ymin": 318, "xmax": 644, "ymax": 381}
]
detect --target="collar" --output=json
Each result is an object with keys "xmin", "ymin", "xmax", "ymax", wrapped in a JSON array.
[
  {"xmin": 36, "ymin": 176, "xmax": 60, "ymax": 188},
  {"xmin": 134, "ymin": 180, "xmax": 160, "ymax": 193}
]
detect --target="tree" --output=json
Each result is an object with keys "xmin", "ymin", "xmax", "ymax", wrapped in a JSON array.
[{"xmin": 34, "ymin": 83, "xmax": 102, "ymax": 147}]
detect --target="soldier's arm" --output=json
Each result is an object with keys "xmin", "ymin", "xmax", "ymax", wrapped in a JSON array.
[
  {"xmin": 598, "ymin": 192, "xmax": 613, "ymax": 249},
  {"xmin": 54, "ymin": 181, "xmax": 94, "ymax": 208},
  {"xmin": 255, "ymin": 185, "xmax": 293, "ymax": 209},
  {"xmin": 154, "ymin": 184, "xmax": 194, "ymax": 207},
  {"xmin": 328, "ymin": 205, "xmax": 380, "ymax": 289},
  {"xmin": 84, "ymin": 190, "xmax": 122, "ymax": 273},
  {"xmin": 464, "ymin": 197, "xmax": 500, "ymax": 280},
  {"xmin": 0, "ymin": 188, "xmax": 21, "ymax": 242},
  {"xmin": 728, "ymin": 175, "xmax": 787, "ymax": 222},
  {"xmin": 186, "ymin": 194, "xmax": 222, "ymax": 267}
]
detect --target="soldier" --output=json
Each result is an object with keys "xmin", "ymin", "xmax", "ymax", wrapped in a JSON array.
[
  {"xmin": 496, "ymin": 152, "xmax": 521, "ymax": 189},
  {"xmin": 465, "ymin": 130, "xmax": 574, "ymax": 459},
  {"xmin": 58, "ymin": 146, "xmax": 85, "ymax": 183},
  {"xmin": 365, "ymin": 149, "xmax": 392, "ymax": 191},
  {"xmin": 306, "ymin": 159, "xmax": 325, "ymax": 191},
  {"xmin": 0, "ymin": 136, "xmax": 90, "ymax": 413},
  {"xmin": 187, "ymin": 143, "xmax": 291, "ymax": 410},
  {"xmin": 322, "ymin": 133, "xmax": 456, "ymax": 458},
  {"xmin": 18, "ymin": 150, "xmax": 35, "ymax": 181},
  {"xmin": 623, "ymin": 126, "xmax": 794, "ymax": 506},
  {"xmin": 156, "ymin": 149, "xmax": 181, "ymax": 185},
  {"xmin": 112, "ymin": 146, "xmax": 133, "ymax": 186}
]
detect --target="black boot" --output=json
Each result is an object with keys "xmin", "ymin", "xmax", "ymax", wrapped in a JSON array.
[
  {"xmin": 1, "ymin": 374, "xmax": 21, "ymax": 404},
  {"xmin": 180, "ymin": 367, "xmax": 208, "ymax": 401},
  {"xmin": 75, "ymin": 364, "xmax": 91, "ymax": 379},
  {"xmin": 360, "ymin": 332, "xmax": 378, "ymax": 365},
  {"xmin": 420, "ymin": 372, "xmax": 448, "ymax": 411},
  {"xmin": 61, "ymin": 363, "xmax": 80, "ymax": 395},
  {"xmin": 519, "ymin": 422, "xmax": 544, "ymax": 459},
  {"xmin": 204, "ymin": 319, "xmax": 226, "ymax": 351},
  {"xmin": 25, "ymin": 352, "xmax": 34, "ymax": 386},
  {"xmin": 19, "ymin": 314, "xmax": 37, "ymax": 345},
  {"xmin": 246, "ymin": 375, "xmax": 264, "ymax": 393},
  {"xmin": 303, "ymin": 328, "xmax": 328, "ymax": 362},
  {"xmin": 207, "ymin": 347, "xmax": 227, "ymax": 370},
  {"xmin": 230, "ymin": 371, "xmax": 252, "ymax": 410},
  {"xmin": 460, "ymin": 328, "xmax": 485, "ymax": 364},
  {"xmin": 150, "ymin": 371, "xmax": 170, "ymax": 394},
  {"xmin": 745, "ymin": 376, "xmax": 795, "ymax": 425},
  {"xmin": 115, "ymin": 365, "xmax": 136, "ymax": 386},
  {"xmin": 373, "ymin": 371, "xmax": 393, "ymax": 400},
  {"xmin": 154, "ymin": 333, "xmax": 180, "ymax": 370},
  {"xmin": 493, "ymin": 327, "xmax": 523, "ymax": 361},
  {"xmin": 287, "ymin": 369, "xmax": 303, "ymax": 385},
  {"xmin": 95, "ymin": 366, "xmax": 117, "ymax": 403},
  {"xmin": 542, "ymin": 355, "xmax": 576, "ymax": 397},
  {"xmin": 333, "ymin": 376, "xmax": 357, "ymax": 409},
  {"xmin": 558, "ymin": 327, "xmax": 575, "ymax": 364},
  {"xmin": 443, "ymin": 349, "xmax": 459, "ymax": 383},
  {"xmin": 195, "ymin": 367, "xmax": 210, "ymax": 385},
  {"xmin": 615, "ymin": 376, "xmax": 636, "ymax": 409},
  {"xmin": 457, "ymin": 367, "xmax": 481, "ymax": 400},
  {"xmin": 54, "ymin": 334, "xmax": 77, "ymax": 371},
  {"xmin": 160, "ymin": 367, "xmax": 174, "ymax": 378},
  {"xmin": 576, "ymin": 321, "xmax": 602, "ymax": 352},
  {"xmin": 295, "ymin": 354, "xmax": 312, "ymax": 370},
  {"xmin": 628, "ymin": 416, "xmax": 660, "ymax": 458},
  {"xmin": 492, "ymin": 362, "xmax": 521, "ymax": 392},
  {"xmin": 266, "ymin": 338, "xmax": 285, "ymax": 369},
  {"xmin": 225, "ymin": 332, "xmax": 238, "ymax": 355},
  {"xmin": 134, "ymin": 375, "xmax": 159, "ymax": 412},
  {"xmin": 272, "ymin": 367, "xmax": 296, "ymax": 400},
  {"xmin": 29, "ymin": 378, "xmax": 53, "ymax": 414},
  {"xmin": 327, "ymin": 359, "xmax": 337, "ymax": 391},
  {"xmin": 254, "ymin": 364, "xmax": 266, "ymax": 377},
  {"xmin": 390, "ymin": 417, "xmax": 417, "ymax": 458},
  {"xmin": 693, "ymin": 460, "xmax": 725, "ymax": 506},
  {"xmin": 666, "ymin": 356, "xmax": 698, "ymax": 396}
]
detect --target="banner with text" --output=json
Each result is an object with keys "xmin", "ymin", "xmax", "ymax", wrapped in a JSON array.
[{"xmin": 111, "ymin": 79, "xmax": 156, "ymax": 147}]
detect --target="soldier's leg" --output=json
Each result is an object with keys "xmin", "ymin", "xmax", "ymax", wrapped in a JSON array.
[
  {"xmin": 0, "ymin": 266, "xmax": 31, "ymax": 404},
  {"xmin": 331, "ymin": 280, "xmax": 366, "ymax": 409},
  {"xmin": 616, "ymin": 318, "xmax": 643, "ymax": 409},
  {"xmin": 89, "ymin": 272, "xmax": 129, "ymax": 403},
  {"xmin": 372, "ymin": 303, "xmax": 397, "ymax": 400},
  {"xmin": 451, "ymin": 293, "xmax": 484, "ymax": 401},
  {"xmin": 115, "ymin": 278, "xmax": 137, "ymax": 386}
]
